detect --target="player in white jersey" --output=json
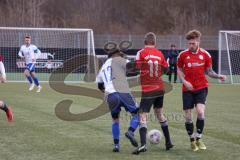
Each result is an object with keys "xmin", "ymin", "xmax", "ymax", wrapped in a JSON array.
[
  {"xmin": 0, "ymin": 54, "xmax": 6, "ymax": 83},
  {"xmin": 18, "ymin": 36, "xmax": 42, "ymax": 92},
  {"xmin": 0, "ymin": 55, "xmax": 13, "ymax": 122},
  {"xmin": 96, "ymin": 43, "xmax": 139, "ymax": 152}
]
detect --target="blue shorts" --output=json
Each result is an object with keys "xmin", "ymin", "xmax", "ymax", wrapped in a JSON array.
[
  {"xmin": 107, "ymin": 92, "xmax": 138, "ymax": 118},
  {"xmin": 26, "ymin": 63, "xmax": 35, "ymax": 72}
]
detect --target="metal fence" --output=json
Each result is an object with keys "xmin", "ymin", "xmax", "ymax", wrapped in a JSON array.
[{"xmin": 94, "ymin": 34, "xmax": 218, "ymax": 50}]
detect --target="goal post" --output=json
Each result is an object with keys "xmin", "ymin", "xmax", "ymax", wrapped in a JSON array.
[
  {"xmin": 0, "ymin": 27, "xmax": 97, "ymax": 82},
  {"xmin": 218, "ymin": 30, "xmax": 240, "ymax": 84}
]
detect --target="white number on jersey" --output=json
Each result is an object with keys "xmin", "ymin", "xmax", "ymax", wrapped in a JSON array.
[
  {"xmin": 148, "ymin": 60, "xmax": 159, "ymax": 77},
  {"xmin": 102, "ymin": 66, "xmax": 113, "ymax": 82}
]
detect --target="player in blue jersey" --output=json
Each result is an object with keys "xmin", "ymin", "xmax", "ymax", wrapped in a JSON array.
[
  {"xmin": 18, "ymin": 35, "xmax": 42, "ymax": 92},
  {"xmin": 96, "ymin": 42, "xmax": 139, "ymax": 152}
]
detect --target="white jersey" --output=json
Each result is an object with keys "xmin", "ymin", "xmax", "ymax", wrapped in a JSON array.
[
  {"xmin": 96, "ymin": 57, "xmax": 130, "ymax": 94},
  {"xmin": 18, "ymin": 44, "xmax": 41, "ymax": 64},
  {"xmin": 0, "ymin": 61, "xmax": 6, "ymax": 79}
]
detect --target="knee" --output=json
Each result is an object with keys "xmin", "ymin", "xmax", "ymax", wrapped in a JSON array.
[
  {"xmin": 197, "ymin": 110, "xmax": 205, "ymax": 119},
  {"xmin": 159, "ymin": 116, "xmax": 166, "ymax": 122},
  {"xmin": 139, "ymin": 114, "xmax": 147, "ymax": 127},
  {"xmin": 24, "ymin": 70, "xmax": 30, "ymax": 76},
  {"xmin": 0, "ymin": 76, "xmax": 6, "ymax": 83},
  {"xmin": 184, "ymin": 111, "xmax": 192, "ymax": 122},
  {"xmin": 111, "ymin": 112, "xmax": 120, "ymax": 121},
  {"xmin": 30, "ymin": 72, "xmax": 36, "ymax": 78},
  {"xmin": 112, "ymin": 118, "xmax": 119, "ymax": 123},
  {"xmin": 131, "ymin": 113, "xmax": 139, "ymax": 120},
  {"xmin": 0, "ymin": 101, "xmax": 3, "ymax": 107},
  {"xmin": 154, "ymin": 108, "xmax": 166, "ymax": 122},
  {"xmin": 196, "ymin": 105, "xmax": 205, "ymax": 119}
]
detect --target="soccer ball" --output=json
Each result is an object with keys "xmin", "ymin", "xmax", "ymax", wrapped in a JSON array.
[{"xmin": 147, "ymin": 129, "xmax": 162, "ymax": 144}]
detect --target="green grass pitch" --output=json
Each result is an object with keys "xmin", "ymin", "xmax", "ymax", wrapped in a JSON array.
[{"xmin": 0, "ymin": 83, "xmax": 240, "ymax": 160}]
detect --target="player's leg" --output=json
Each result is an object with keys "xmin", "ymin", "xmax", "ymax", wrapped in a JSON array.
[
  {"xmin": 132, "ymin": 98, "xmax": 152, "ymax": 154},
  {"xmin": 183, "ymin": 91, "xmax": 198, "ymax": 151},
  {"xmin": 24, "ymin": 66, "xmax": 34, "ymax": 91},
  {"xmin": 173, "ymin": 64, "xmax": 177, "ymax": 83},
  {"xmin": 132, "ymin": 112, "xmax": 148, "ymax": 154},
  {"xmin": 195, "ymin": 103, "xmax": 206, "ymax": 150},
  {"xmin": 195, "ymin": 88, "xmax": 208, "ymax": 150},
  {"xmin": 107, "ymin": 93, "xmax": 121, "ymax": 152},
  {"xmin": 30, "ymin": 71, "xmax": 42, "ymax": 92},
  {"xmin": 153, "ymin": 95, "xmax": 174, "ymax": 150},
  {"xmin": 168, "ymin": 65, "xmax": 172, "ymax": 83},
  {"xmin": 30, "ymin": 71, "xmax": 40, "ymax": 86},
  {"xmin": 184, "ymin": 108, "xmax": 199, "ymax": 151},
  {"xmin": 0, "ymin": 100, "xmax": 13, "ymax": 122},
  {"xmin": 111, "ymin": 113, "xmax": 120, "ymax": 152},
  {"xmin": 125, "ymin": 112, "xmax": 139, "ymax": 147},
  {"xmin": 119, "ymin": 93, "xmax": 139, "ymax": 147}
]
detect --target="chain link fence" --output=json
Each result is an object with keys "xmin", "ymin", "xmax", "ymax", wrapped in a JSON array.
[{"xmin": 95, "ymin": 34, "xmax": 218, "ymax": 50}]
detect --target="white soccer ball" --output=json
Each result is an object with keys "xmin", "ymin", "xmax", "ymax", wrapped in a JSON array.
[{"xmin": 147, "ymin": 129, "xmax": 162, "ymax": 144}]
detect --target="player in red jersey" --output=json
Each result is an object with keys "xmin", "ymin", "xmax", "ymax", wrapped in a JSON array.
[
  {"xmin": 132, "ymin": 32, "xmax": 173, "ymax": 154},
  {"xmin": 177, "ymin": 30, "xmax": 226, "ymax": 151}
]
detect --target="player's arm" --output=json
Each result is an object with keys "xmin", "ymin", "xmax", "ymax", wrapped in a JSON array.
[
  {"xmin": 34, "ymin": 46, "xmax": 41, "ymax": 59},
  {"xmin": 161, "ymin": 54, "xmax": 169, "ymax": 74},
  {"xmin": 177, "ymin": 67, "xmax": 194, "ymax": 90},
  {"xmin": 29, "ymin": 49, "xmax": 36, "ymax": 63},
  {"xmin": 18, "ymin": 47, "xmax": 24, "ymax": 58},
  {"xmin": 161, "ymin": 63, "xmax": 169, "ymax": 74},
  {"xmin": 204, "ymin": 51, "xmax": 226, "ymax": 81},
  {"xmin": 177, "ymin": 67, "xmax": 185, "ymax": 82},
  {"xmin": 206, "ymin": 67, "xmax": 226, "ymax": 81},
  {"xmin": 177, "ymin": 54, "xmax": 194, "ymax": 90},
  {"xmin": 162, "ymin": 65, "xmax": 169, "ymax": 74},
  {"xmin": 126, "ymin": 60, "xmax": 140, "ymax": 77},
  {"xmin": 96, "ymin": 73, "xmax": 105, "ymax": 93},
  {"xmin": 98, "ymin": 82, "xmax": 105, "ymax": 93}
]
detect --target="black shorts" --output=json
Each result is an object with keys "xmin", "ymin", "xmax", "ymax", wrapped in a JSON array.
[
  {"xmin": 139, "ymin": 91, "xmax": 164, "ymax": 113},
  {"xmin": 182, "ymin": 87, "xmax": 208, "ymax": 110}
]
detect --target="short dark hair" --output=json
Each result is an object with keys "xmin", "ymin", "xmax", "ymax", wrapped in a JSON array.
[
  {"xmin": 144, "ymin": 32, "xmax": 156, "ymax": 45},
  {"xmin": 186, "ymin": 30, "xmax": 201, "ymax": 40},
  {"xmin": 25, "ymin": 35, "xmax": 31, "ymax": 39}
]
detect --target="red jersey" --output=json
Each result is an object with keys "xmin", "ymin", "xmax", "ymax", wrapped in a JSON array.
[
  {"xmin": 177, "ymin": 48, "xmax": 212, "ymax": 92},
  {"xmin": 136, "ymin": 47, "xmax": 168, "ymax": 93},
  {"xmin": 0, "ymin": 55, "xmax": 4, "ymax": 61}
]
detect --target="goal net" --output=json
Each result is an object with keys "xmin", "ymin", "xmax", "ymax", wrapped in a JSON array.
[
  {"xmin": 218, "ymin": 31, "xmax": 240, "ymax": 84},
  {"xmin": 0, "ymin": 27, "xmax": 97, "ymax": 82}
]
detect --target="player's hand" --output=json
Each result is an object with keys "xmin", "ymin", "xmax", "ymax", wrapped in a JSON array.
[
  {"xmin": 0, "ymin": 76, "xmax": 6, "ymax": 83},
  {"xmin": 219, "ymin": 74, "xmax": 227, "ymax": 81},
  {"xmin": 183, "ymin": 80, "xmax": 194, "ymax": 91},
  {"xmin": 32, "ymin": 59, "xmax": 36, "ymax": 63}
]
